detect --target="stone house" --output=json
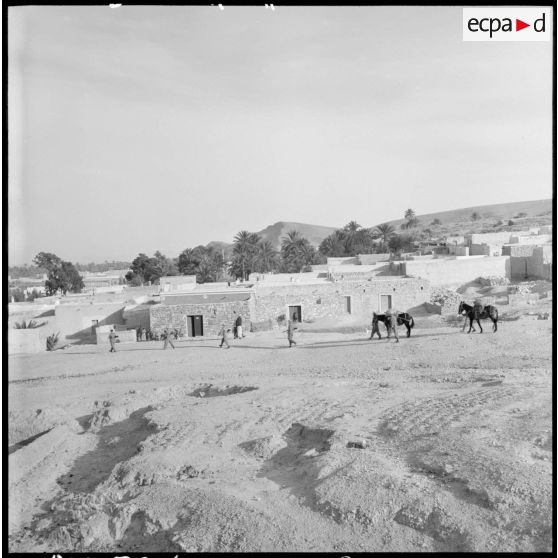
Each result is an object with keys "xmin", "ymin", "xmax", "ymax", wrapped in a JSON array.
[
  {"xmin": 149, "ymin": 276, "xmax": 431, "ymax": 337},
  {"xmin": 150, "ymin": 291, "xmax": 252, "ymax": 337}
]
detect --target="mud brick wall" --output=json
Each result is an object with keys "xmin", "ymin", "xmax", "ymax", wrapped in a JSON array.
[
  {"xmin": 501, "ymin": 244, "xmax": 537, "ymax": 257},
  {"xmin": 150, "ymin": 300, "xmax": 251, "ymax": 337},
  {"xmin": 251, "ymin": 278, "xmax": 430, "ymax": 327},
  {"xmin": 467, "ymin": 232, "xmax": 513, "ymax": 246},
  {"xmin": 528, "ymin": 246, "xmax": 553, "ymax": 280},
  {"xmin": 402, "ymin": 256, "xmax": 511, "ymax": 287}
]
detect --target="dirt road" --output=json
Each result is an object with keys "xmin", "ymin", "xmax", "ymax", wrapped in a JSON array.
[{"xmin": 8, "ymin": 306, "xmax": 553, "ymax": 552}]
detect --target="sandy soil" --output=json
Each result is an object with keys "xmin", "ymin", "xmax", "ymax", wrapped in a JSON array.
[{"xmin": 8, "ymin": 297, "xmax": 553, "ymax": 553}]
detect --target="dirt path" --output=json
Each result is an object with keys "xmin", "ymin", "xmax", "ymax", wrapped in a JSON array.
[{"xmin": 8, "ymin": 308, "xmax": 553, "ymax": 552}]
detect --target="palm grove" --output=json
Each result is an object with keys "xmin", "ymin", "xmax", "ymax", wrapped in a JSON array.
[
  {"xmin": 124, "ymin": 213, "xmax": 424, "ymax": 285},
  {"xmin": 28, "ymin": 210, "xmax": 427, "ymax": 293}
]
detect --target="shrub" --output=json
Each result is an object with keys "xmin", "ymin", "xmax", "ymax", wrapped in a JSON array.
[
  {"xmin": 14, "ymin": 319, "xmax": 44, "ymax": 329},
  {"xmin": 46, "ymin": 332, "xmax": 60, "ymax": 351}
]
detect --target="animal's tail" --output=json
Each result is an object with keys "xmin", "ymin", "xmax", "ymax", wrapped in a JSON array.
[{"xmin": 410, "ymin": 316, "xmax": 415, "ymax": 329}]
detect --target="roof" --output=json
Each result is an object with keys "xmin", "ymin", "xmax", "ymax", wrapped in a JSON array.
[{"xmin": 162, "ymin": 292, "xmax": 252, "ymax": 305}]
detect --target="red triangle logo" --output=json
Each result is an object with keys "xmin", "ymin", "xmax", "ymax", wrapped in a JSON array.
[{"xmin": 516, "ymin": 19, "xmax": 530, "ymax": 31}]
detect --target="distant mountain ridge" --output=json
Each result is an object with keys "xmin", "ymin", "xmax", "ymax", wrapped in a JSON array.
[
  {"xmin": 379, "ymin": 199, "xmax": 552, "ymax": 229},
  {"xmin": 206, "ymin": 199, "xmax": 551, "ymax": 254},
  {"xmin": 256, "ymin": 221, "xmax": 338, "ymax": 250}
]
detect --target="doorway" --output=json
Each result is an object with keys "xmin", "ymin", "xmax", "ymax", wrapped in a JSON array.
[
  {"xmin": 380, "ymin": 295, "xmax": 392, "ymax": 313},
  {"xmin": 187, "ymin": 315, "xmax": 204, "ymax": 337},
  {"xmin": 344, "ymin": 296, "xmax": 352, "ymax": 314},
  {"xmin": 288, "ymin": 305, "xmax": 302, "ymax": 323}
]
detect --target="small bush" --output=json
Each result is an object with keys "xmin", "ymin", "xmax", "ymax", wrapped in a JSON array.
[
  {"xmin": 46, "ymin": 332, "xmax": 60, "ymax": 351},
  {"xmin": 14, "ymin": 319, "xmax": 44, "ymax": 329}
]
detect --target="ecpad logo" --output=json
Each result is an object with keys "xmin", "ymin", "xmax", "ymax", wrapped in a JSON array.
[{"xmin": 463, "ymin": 8, "xmax": 551, "ymax": 41}]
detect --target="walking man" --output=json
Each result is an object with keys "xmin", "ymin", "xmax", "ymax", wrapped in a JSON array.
[
  {"xmin": 385, "ymin": 309, "xmax": 399, "ymax": 343},
  {"xmin": 218, "ymin": 324, "xmax": 231, "ymax": 349},
  {"xmin": 109, "ymin": 329, "xmax": 118, "ymax": 352},
  {"xmin": 287, "ymin": 319, "xmax": 297, "ymax": 348},
  {"xmin": 163, "ymin": 328, "xmax": 175, "ymax": 349}
]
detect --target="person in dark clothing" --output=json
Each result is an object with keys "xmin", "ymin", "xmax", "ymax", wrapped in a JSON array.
[
  {"xmin": 109, "ymin": 329, "xmax": 118, "ymax": 352},
  {"xmin": 286, "ymin": 319, "xmax": 297, "ymax": 347},
  {"xmin": 369, "ymin": 313, "xmax": 383, "ymax": 340}
]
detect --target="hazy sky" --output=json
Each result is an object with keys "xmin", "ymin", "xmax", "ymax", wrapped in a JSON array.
[{"xmin": 8, "ymin": 5, "xmax": 553, "ymax": 265}]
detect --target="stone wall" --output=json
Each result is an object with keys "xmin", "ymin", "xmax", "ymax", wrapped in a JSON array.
[
  {"xmin": 502, "ymin": 244, "xmax": 537, "ymax": 257},
  {"xmin": 327, "ymin": 257, "xmax": 359, "ymax": 266},
  {"xmin": 251, "ymin": 278, "xmax": 430, "ymax": 326},
  {"xmin": 467, "ymin": 232, "xmax": 513, "ymax": 246},
  {"xmin": 402, "ymin": 256, "xmax": 511, "ymax": 287},
  {"xmin": 470, "ymin": 243, "xmax": 501, "ymax": 256},
  {"xmin": 357, "ymin": 253, "xmax": 390, "ymax": 264},
  {"xmin": 528, "ymin": 246, "xmax": 552, "ymax": 280},
  {"xmin": 150, "ymin": 300, "xmax": 251, "ymax": 337},
  {"xmin": 509, "ymin": 234, "xmax": 553, "ymax": 245},
  {"xmin": 448, "ymin": 245, "xmax": 469, "ymax": 256}
]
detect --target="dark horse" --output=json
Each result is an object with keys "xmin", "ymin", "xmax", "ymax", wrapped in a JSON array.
[
  {"xmin": 458, "ymin": 301, "xmax": 498, "ymax": 333},
  {"xmin": 370, "ymin": 312, "xmax": 415, "ymax": 339}
]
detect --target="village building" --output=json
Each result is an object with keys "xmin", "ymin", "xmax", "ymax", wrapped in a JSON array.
[{"xmin": 148, "ymin": 271, "xmax": 431, "ymax": 338}]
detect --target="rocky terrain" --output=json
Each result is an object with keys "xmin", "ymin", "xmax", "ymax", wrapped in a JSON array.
[{"xmin": 8, "ymin": 293, "xmax": 553, "ymax": 553}]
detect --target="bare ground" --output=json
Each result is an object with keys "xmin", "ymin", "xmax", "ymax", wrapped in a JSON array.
[{"xmin": 8, "ymin": 299, "xmax": 553, "ymax": 553}]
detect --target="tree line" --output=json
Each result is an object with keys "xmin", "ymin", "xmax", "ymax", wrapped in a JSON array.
[{"xmin": 18, "ymin": 209, "xmax": 432, "ymax": 296}]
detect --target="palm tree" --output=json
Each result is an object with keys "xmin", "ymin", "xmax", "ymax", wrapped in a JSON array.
[
  {"xmin": 375, "ymin": 223, "xmax": 395, "ymax": 244},
  {"xmin": 404, "ymin": 208, "xmax": 416, "ymax": 221},
  {"xmin": 319, "ymin": 232, "xmax": 346, "ymax": 257},
  {"xmin": 232, "ymin": 231, "xmax": 261, "ymax": 280},
  {"xmin": 281, "ymin": 230, "xmax": 315, "ymax": 272},
  {"xmin": 253, "ymin": 240, "xmax": 279, "ymax": 273}
]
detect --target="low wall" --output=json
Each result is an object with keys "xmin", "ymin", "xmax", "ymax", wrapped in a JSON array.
[
  {"xmin": 470, "ymin": 244, "xmax": 501, "ymax": 256},
  {"xmin": 403, "ymin": 256, "xmax": 511, "ymax": 287},
  {"xmin": 509, "ymin": 234, "xmax": 553, "ymax": 245},
  {"xmin": 467, "ymin": 232, "xmax": 513, "ymax": 246},
  {"xmin": 327, "ymin": 257, "xmax": 359, "ymax": 266},
  {"xmin": 502, "ymin": 244, "xmax": 536, "ymax": 257},
  {"xmin": 508, "ymin": 293, "xmax": 540, "ymax": 306},
  {"xmin": 8, "ymin": 330, "xmax": 43, "ymax": 354},
  {"xmin": 448, "ymin": 245, "xmax": 469, "ymax": 256},
  {"xmin": 358, "ymin": 253, "xmax": 390, "ymax": 265}
]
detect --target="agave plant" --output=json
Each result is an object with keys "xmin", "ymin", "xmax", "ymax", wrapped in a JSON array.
[
  {"xmin": 14, "ymin": 319, "xmax": 44, "ymax": 329},
  {"xmin": 46, "ymin": 332, "xmax": 60, "ymax": 351}
]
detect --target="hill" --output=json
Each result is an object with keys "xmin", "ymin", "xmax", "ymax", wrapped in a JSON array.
[
  {"xmin": 379, "ymin": 199, "xmax": 552, "ymax": 231},
  {"xmin": 256, "ymin": 221, "xmax": 338, "ymax": 250}
]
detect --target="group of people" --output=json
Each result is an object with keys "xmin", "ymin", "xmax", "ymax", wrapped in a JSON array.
[
  {"xmin": 218, "ymin": 312, "xmax": 244, "ymax": 349},
  {"xmin": 136, "ymin": 327, "xmax": 182, "ymax": 342}
]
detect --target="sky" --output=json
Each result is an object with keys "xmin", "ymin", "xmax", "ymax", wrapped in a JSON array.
[{"xmin": 8, "ymin": 5, "xmax": 553, "ymax": 265}]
